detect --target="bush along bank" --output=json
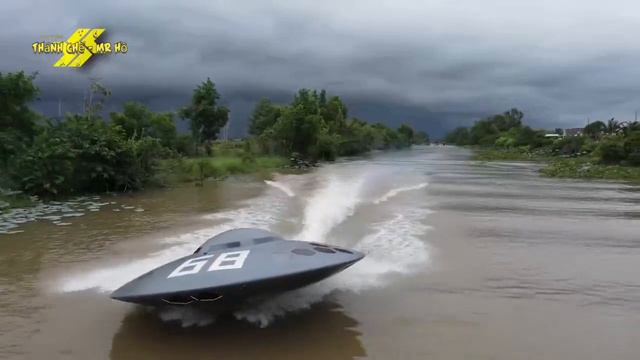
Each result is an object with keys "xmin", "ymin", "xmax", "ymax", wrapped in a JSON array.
[{"xmin": 445, "ymin": 109, "xmax": 640, "ymax": 183}]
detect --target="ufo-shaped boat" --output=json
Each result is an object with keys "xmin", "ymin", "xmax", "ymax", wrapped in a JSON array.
[{"xmin": 111, "ymin": 228, "xmax": 364, "ymax": 306}]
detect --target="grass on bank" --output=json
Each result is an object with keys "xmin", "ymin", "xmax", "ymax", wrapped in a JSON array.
[
  {"xmin": 0, "ymin": 175, "xmax": 35, "ymax": 211},
  {"xmin": 541, "ymin": 157, "xmax": 640, "ymax": 183},
  {"xmin": 471, "ymin": 146, "xmax": 640, "ymax": 183},
  {"xmin": 1, "ymin": 153, "xmax": 288, "ymax": 211},
  {"xmin": 155, "ymin": 155, "xmax": 289, "ymax": 185},
  {"xmin": 470, "ymin": 146, "xmax": 552, "ymax": 162},
  {"xmin": 0, "ymin": 193, "xmax": 35, "ymax": 211}
]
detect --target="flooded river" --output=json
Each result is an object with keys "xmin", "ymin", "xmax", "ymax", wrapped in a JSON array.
[{"xmin": 1, "ymin": 146, "xmax": 639, "ymax": 359}]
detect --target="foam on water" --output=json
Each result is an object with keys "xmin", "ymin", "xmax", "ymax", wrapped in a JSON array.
[
  {"xmin": 373, "ymin": 182, "xmax": 429, "ymax": 204},
  {"xmin": 297, "ymin": 173, "xmax": 364, "ymax": 244},
  {"xmin": 57, "ymin": 164, "xmax": 432, "ymax": 328},
  {"xmin": 233, "ymin": 169, "xmax": 432, "ymax": 326},
  {"xmin": 157, "ymin": 306, "xmax": 218, "ymax": 327},
  {"xmin": 264, "ymin": 180, "xmax": 296, "ymax": 197},
  {"xmin": 58, "ymin": 186, "xmax": 289, "ymax": 294},
  {"xmin": 233, "ymin": 204, "xmax": 431, "ymax": 327}
]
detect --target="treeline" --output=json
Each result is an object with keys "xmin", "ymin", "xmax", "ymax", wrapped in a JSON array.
[
  {"xmin": 0, "ymin": 73, "xmax": 221, "ymax": 197},
  {"xmin": 577, "ymin": 119, "xmax": 640, "ymax": 165},
  {"xmin": 11, "ymin": 115, "xmax": 163, "ymax": 194},
  {"xmin": 444, "ymin": 108, "xmax": 640, "ymax": 166},
  {"xmin": 0, "ymin": 71, "xmax": 427, "ymax": 198},
  {"xmin": 246, "ymin": 89, "xmax": 429, "ymax": 161},
  {"xmin": 445, "ymin": 109, "xmax": 547, "ymax": 148}
]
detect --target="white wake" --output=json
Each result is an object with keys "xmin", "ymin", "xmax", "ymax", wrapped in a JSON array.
[
  {"xmin": 234, "ymin": 205, "xmax": 431, "ymax": 327},
  {"xmin": 373, "ymin": 182, "xmax": 428, "ymax": 204},
  {"xmin": 297, "ymin": 174, "xmax": 364, "ymax": 244},
  {"xmin": 264, "ymin": 180, "xmax": 295, "ymax": 197}
]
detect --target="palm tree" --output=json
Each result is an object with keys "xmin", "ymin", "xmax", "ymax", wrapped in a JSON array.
[{"xmin": 606, "ymin": 118, "xmax": 621, "ymax": 134}]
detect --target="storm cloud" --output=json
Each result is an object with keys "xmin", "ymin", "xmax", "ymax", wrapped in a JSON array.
[{"xmin": 3, "ymin": 0, "xmax": 640, "ymax": 137}]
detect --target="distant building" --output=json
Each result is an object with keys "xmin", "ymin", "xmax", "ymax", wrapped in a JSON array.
[
  {"xmin": 564, "ymin": 128, "xmax": 583, "ymax": 136},
  {"xmin": 544, "ymin": 133, "xmax": 561, "ymax": 138}
]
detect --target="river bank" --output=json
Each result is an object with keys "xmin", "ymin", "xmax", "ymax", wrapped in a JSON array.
[
  {"xmin": 0, "ymin": 152, "xmax": 290, "ymax": 212},
  {"xmin": 154, "ymin": 154, "xmax": 290, "ymax": 185},
  {"xmin": 471, "ymin": 146, "xmax": 640, "ymax": 183}
]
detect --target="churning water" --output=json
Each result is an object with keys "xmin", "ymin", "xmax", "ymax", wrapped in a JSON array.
[{"xmin": 57, "ymin": 157, "xmax": 432, "ymax": 327}]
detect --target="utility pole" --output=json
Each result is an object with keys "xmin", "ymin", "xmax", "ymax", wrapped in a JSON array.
[
  {"xmin": 224, "ymin": 117, "xmax": 231, "ymax": 140},
  {"xmin": 55, "ymin": 98, "xmax": 63, "ymax": 125}
]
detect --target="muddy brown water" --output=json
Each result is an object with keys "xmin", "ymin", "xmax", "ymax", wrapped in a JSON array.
[{"xmin": 1, "ymin": 146, "xmax": 639, "ymax": 359}]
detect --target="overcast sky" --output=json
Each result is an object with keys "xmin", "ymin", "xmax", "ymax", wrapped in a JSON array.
[{"xmin": 3, "ymin": 0, "xmax": 640, "ymax": 137}]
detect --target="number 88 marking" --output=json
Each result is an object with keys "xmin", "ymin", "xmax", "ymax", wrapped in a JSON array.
[{"xmin": 167, "ymin": 250, "xmax": 250, "ymax": 278}]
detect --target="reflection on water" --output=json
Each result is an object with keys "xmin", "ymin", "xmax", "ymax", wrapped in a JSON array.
[
  {"xmin": 111, "ymin": 302, "xmax": 365, "ymax": 360},
  {"xmin": 1, "ymin": 146, "xmax": 640, "ymax": 359}
]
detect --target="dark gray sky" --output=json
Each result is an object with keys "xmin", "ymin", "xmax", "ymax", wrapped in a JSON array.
[{"xmin": 3, "ymin": 0, "xmax": 640, "ymax": 137}]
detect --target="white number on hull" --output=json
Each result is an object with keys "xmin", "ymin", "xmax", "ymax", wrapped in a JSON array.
[
  {"xmin": 208, "ymin": 250, "xmax": 250, "ymax": 271},
  {"xmin": 167, "ymin": 250, "xmax": 250, "ymax": 279}
]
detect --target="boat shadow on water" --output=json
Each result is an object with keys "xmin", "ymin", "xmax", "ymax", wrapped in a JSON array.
[{"xmin": 109, "ymin": 301, "xmax": 367, "ymax": 360}]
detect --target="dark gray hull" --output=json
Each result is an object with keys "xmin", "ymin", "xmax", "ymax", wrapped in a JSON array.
[
  {"xmin": 111, "ymin": 260, "xmax": 359, "ymax": 306},
  {"xmin": 110, "ymin": 228, "xmax": 364, "ymax": 306}
]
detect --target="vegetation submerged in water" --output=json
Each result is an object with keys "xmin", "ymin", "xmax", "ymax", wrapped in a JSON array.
[
  {"xmin": 0, "ymin": 191, "xmax": 35, "ymax": 212},
  {"xmin": 473, "ymin": 147, "xmax": 640, "ymax": 183},
  {"xmin": 541, "ymin": 157, "xmax": 640, "ymax": 182},
  {"xmin": 446, "ymin": 108, "xmax": 640, "ymax": 183}
]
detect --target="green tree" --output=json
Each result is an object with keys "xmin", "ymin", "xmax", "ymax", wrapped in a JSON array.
[
  {"xmin": 312, "ymin": 131, "xmax": 339, "ymax": 161},
  {"xmin": 597, "ymin": 138, "xmax": 626, "ymax": 164},
  {"xmin": 10, "ymin": 127, "xmax": 74, "ymax": 197},
  {"xmin": 110, "ymin": 101, "xmax": 151, "ymax": 138},
  {"xmin": 246, "ymin": 89, "xmax": 411, "ymax": 159},
  {"xmin": 624, "ymin": 131, "xmax": 640, "ymax": 165},
  {"xmin": 321, "ymin": 96, "xmax": 348, "ymax": 133},
  {"xmin": 338, "ymin": 118, "xmax": 374, "ymax": 155},
  {"xmin": 291, "ymin": 89, "xmax": 320, "ymax": 115},
  {"xmin": 445, "ymin": 127, "xmax": 470, "ymax": 145},
  {"xmin": 413, "ymin": 131, "xmax": 430, "ymax": 145},
  {"xmin": 469, "ymin": 119, "xmax": 500, "ymax": 145},
  {"xmin": 398, "ymin": 124, "xmax": 415, "ymax": 146},
  {"xmin": 66, "ymin": 115, "xmax": 126, "ymax": 192},
  {"xmin": 269, "ymin": 106, "xmax": 324, "ymax": 156},
  {"xmin": 84, "ymin": 78, "xmax": 111, "ymax": 120},
  {"xmin": 515, "ymin": 126, "xmax": 546, "ymax": 148},
  {"xmin": 583, "ymin": 120, "xmax": 606, "ymax": 139},
  {"xmin": 248, "ymin": 98, "xmax": 281, "ymax": 136},
  {"xmin": 0, "ymin": 71, "xmax": 40, "ymax": 136},
  {"xmin": 10, "ymin": 114, "xmax": 162, "ymax": 197},
  {"xmin": 0, "ymin": 71, "xmax": 42, "ymax": 165},
  {"xmin": 180, "ymin": 78, "xmax": 229, "ymax": 150},
  {"xmin": 147, "ymin": 112, "xmax": 177, "ymax": 149},
  {"xmin": 495, "ymin": 135, "xmax": 516, "ymax": 148},
  {"xmin": 606, "ymin": 118, "xmax": 621, "ymax": 135},
  {"xmin": 493, "ymin": 108, "xmax": 523, "ymax": 131},
  {"xmin": 110, "ymin": 102, "xmax": 177, "ymax": 149},
  {"xmin": 553, "ymin": 136, "xmax": 585, "ymax": 155},
  {"xmin": 175, "ymin": 134, "xmax": 196, "ymax": 156}
]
